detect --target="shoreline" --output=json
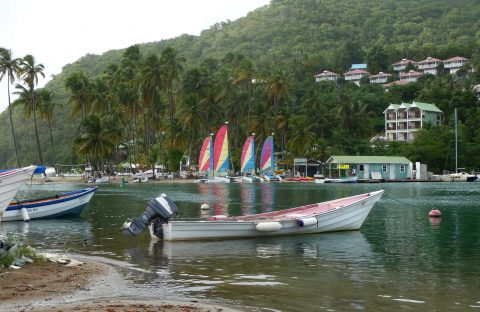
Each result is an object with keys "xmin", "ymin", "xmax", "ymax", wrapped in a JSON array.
[{"xmin": 0, "ymin": 254, "xmax": 241, "ymax": 312}]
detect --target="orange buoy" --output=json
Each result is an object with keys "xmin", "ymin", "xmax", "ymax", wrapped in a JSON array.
[{"xmin": 428, "ymin": 209, "xmax": 441, "ymax": 218}]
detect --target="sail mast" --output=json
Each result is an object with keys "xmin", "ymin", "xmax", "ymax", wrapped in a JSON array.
[{"xmin": 455, "ymin": 108, "xmax": 458, "ymax": 173}]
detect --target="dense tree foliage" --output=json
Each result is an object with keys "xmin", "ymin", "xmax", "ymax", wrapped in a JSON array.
[{"xmin": 1, "ymin": 0, "xmax": 479, "ymax": 173}]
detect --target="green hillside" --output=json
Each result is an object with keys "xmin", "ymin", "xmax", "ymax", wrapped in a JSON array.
[{"xmin": 1, "ymin": 0, "xmax": 480, "ymax": 173}]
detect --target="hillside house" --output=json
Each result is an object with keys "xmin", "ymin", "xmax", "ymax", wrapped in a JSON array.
[
  {"xmin": 399, "ymin": 70, "xmax": 423, "ymax": 82},
  {"xmin": 314, "ymin": 70, "xmax": 340, "ymax": 83},
  {"xmin": 416, "ymin": 57, "xmax": 442, "ymax": 75},
  {"xmin": 369, "ymin": 72, "xmax": 392, "ymax": 84},
  {"xmin": 443, "ymin": 56, "xmax": 469, "ymax": 74},
  {"xmin": 344, "ymin": 69, "xmax": 370, "ymax": 86},
  {"xmin": 392, "ymin": 59, "xmax": 416, "ymax": 73},
  {"xmin": 384, "ymin": 101, "xmax": 443, "ymax": 142}
]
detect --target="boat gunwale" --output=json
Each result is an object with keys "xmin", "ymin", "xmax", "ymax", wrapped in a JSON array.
[
  {"xmin": 199, "ymin": 190, "xmax": 384, "ymax": 223},
  {"xmin": 7, "ymin": 187, "xmax": 97, "ymax": 211}
]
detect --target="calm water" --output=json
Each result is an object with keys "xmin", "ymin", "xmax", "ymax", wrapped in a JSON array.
[{"xmin": 2, "ymin": 181, "xmax": 480, "ymax": 311}]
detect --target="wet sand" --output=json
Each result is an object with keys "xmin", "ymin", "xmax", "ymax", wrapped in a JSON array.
[{"xmin": 0, "ymin": 258, "xmax": 241, "ymax": 312}]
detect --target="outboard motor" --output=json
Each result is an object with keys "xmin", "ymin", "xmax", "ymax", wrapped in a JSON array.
[{"xmin": 122, "ymin": 193, "xmax": 178, "ymax": 236}]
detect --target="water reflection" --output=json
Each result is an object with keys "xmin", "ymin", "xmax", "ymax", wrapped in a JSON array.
[
  {"xmin": 0, "ymin": 218, "xmax": 93, "ymax": 250},
  {"xmin": 240, "ymin": 183, "xmax": 255, "ymax": 215},
  {"xmin": 260, "ymin": 183, "xmax": 274, "ymax": 212}
]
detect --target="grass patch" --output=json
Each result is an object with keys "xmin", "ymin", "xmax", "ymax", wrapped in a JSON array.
[{"xmin": 0, "ymin": 233, "xmax": 45, "ymax": 269}]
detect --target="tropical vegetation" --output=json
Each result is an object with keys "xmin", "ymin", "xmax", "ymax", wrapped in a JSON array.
[{"xmin": 0, "ymin": 0, "xmax": 480, "ymax": 174}]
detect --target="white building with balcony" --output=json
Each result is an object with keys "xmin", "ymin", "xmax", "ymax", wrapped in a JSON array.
[
  {"xmin": 369, "ymin": 72, "xmax": 392, "ymax": 84},
  {"xmin": 314, "ymin": 70, "xmax": 340, "ymax": 83},
  {"xmin": 443, "ymin": 56, "xmax": 469, "ymax": 74},
  {"xmin": 399, "ymin": 70, "xmax": 423, "ymax": 82},
  {"xmin": 392, "ymin": 59, "xmax": 416, "ymax": 73},
  {"xmin": 344, "ymin": 69, "xmax": 370, "ymax": 86},
  {"xmin": 416, "ymin": 57, "xmax": 442, "ymax": 75},
  {"xmin": 384, "ymin": 101, "xmax": 443, "ymax": 142}
]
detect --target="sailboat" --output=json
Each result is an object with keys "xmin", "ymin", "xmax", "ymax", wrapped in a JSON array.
[
  {"xmin": 241, "ymin": 135, "xmax": 263, "ymax": 183},
  {"xmin": 260, "ymin": 136, "xmax": 282, "ymax": 182},
  {"xmin": 449, "ymin": 108, "xmax": 477, "ymax": 182},
  {"xmin": 204, "ymin": 124, "xmax": 231, "ymax": 183},
  {"xmin": 197, "ymin": 135, "xmax": 213, "ymax": 182}
]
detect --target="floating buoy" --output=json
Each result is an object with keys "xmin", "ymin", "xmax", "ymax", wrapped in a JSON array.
[
  {"xmin": 200, "ymin": 203, "xmax": 210, "ymax": 210},
  {"xmin": 428, "ymin": 209, "xmax": 441, "ymax": 218}
]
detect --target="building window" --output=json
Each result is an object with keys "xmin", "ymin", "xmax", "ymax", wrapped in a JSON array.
[
  {"xmin": 359, "ymin": 164, "xmax": 364, "ymax": 172},
  {"xmin": 382, "ymin": 164, "xmax": 387, "ymax": 172},
  {"xmin": 400, "ymin": 165, "xmax": 405, "ymax": 172}
]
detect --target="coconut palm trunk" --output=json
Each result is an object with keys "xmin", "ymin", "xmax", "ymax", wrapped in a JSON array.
[
  {"xmin": 7, "ymin": 82, "xmax": 21, "ymax": 166},
  {"xmin": 31, "ymin": 89, "xmax": 44, "ymax": 164}
]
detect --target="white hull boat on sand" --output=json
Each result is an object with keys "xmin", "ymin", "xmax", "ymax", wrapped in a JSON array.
[
  {"xmin": 0, "ymin": 166, "xmax": 37, "ymax": 220},
  {"xmin": 121, "ymin": 190, "xmax": 384, "ymax": 242}
]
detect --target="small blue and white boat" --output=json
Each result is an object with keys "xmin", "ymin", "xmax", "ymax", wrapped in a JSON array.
[{"xmin": 2, "ymin": 187, "xmax": 97, "ymax": 222}]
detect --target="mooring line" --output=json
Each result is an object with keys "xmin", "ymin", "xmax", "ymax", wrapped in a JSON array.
[{"xmin": 382, "ymin": 194, "xmax": 425, "ymax": 209}]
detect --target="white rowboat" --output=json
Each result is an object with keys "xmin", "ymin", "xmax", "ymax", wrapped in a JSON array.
[
  {"xmin": 2, "ymin": 187, "xmax": 97, "ymax": 222},
  {"xmin": 149, "ymin": 190, "xmax": 384, "ymax": 241},
  {"xmin": 0, "ymin": 166, "xmax": 37, "ymax": 220}
]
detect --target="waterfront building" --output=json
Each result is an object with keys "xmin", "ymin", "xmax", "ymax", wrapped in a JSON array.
[{"xmin": 325, "ymin": 155, "xmax": 413, "ymax": 180}]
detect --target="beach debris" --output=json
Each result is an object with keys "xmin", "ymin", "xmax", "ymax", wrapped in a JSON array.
[{"xmin": 43, "ymin": 253, "xmax": 85, "ymax": 267}]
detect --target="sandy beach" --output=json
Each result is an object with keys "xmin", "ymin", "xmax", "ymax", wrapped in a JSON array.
[{"xmin": 0, "ymin": 257, "xmax": 241, "ymax": 312}]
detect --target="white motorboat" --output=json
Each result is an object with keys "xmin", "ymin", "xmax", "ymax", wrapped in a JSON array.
[
  {"xmin": 0, "ymin": 166, "xmax": 37, "ymax": 220},
  {"xmin": 449, "ymin": 172, "xmax": 477, "ymax": 182},
  {"xmin": 125, "ymin": 190, "xmax": 384, "ymax": 241},
  {"xmin": 324, "ymin": 176, "xmax": 358, "ymax": 183}
]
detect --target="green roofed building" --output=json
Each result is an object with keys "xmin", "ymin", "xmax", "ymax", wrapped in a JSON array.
[
  {"xmin": 384, "ymin": 101, "xmax": 443, "ymax": 142},
  {"xmin": 325, "ymin": 155, "xmax": 413, "ymax": 181}
]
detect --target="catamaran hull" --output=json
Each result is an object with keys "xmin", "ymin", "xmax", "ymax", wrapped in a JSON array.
[
  {"xmin": 0, "ymin": 166, "xmax": 37, "ymax": 219},
  {"xmin": 151, "ymin": 190, "xmax": 383, "ymax": 241},
  {"xmin": 2, "ymin": 187, "xmax": 97, "ymax": 222}
]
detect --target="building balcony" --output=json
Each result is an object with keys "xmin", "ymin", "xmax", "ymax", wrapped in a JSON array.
[
  {"xmin": 417, "ymin": 63, "xmax": 440, "ymax": 70},
  {"xmin": 408, "ymin": 113, "xmax": 421, "ymax": 119}
]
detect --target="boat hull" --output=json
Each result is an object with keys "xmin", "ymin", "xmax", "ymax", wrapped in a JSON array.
[
  {"xmin": 152, "ymin": 190, "xmax": 383, "ymax": 241},
  {"xmin": 324, "ymin": 176, "xmax": 358, "ymax": 183},
  {"xmin": 0, "ymin": 166, "xmax": 37, "ymax": 219},
  {"xmin": 2, "ymin": 187, "xmax": 97, "ymax": 222}
]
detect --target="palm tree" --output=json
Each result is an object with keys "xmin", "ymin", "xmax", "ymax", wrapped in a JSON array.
[
  {"xmin": 266, "ymin": 69, "xmax": 289, "ymax": 116},
  {"xmin": 64, "ymin": 70, "xmax": 92, "ymax": 120},
  {"xmin": 160, "ymin": 47, "xmax": 184, "ymax": 146},
  {"xmin": 19, "ymin": 54, "xmax": 45, "ymax": 164},
  {"xmin": 176, "ymin": 93, "xmax": 205, "ymax": 163},
  {"xmin": 37, "ymin": 89, "xmax": 58, "ymax": 167},
  {"xmin": 0, "ymin": 48, "xmax": 22, "ymax": 166},
  {"xmin": 288, "ymin": 115, "xmax": 316, "ymax": 156},
  {"xmin": 74, "ymin": 115, "xmax": 115, "ymax": 170},
  {"xmin": 138, "ymin": 54, "xmax": 164, "ymax": 151}
]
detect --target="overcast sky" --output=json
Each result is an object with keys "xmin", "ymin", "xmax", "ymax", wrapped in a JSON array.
[{"xmin": 0, "ymin": 0, "xmax": 270, "ymax": 112}]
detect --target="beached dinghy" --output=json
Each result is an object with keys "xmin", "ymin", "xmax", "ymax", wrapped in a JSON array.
[
  {"xmin": 2, "ymin": 187, "xmax": 97, "ymax": 221},
  {"xmin": 122, "ymin": 190, "xmax": 384, "ymax": 241}
]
